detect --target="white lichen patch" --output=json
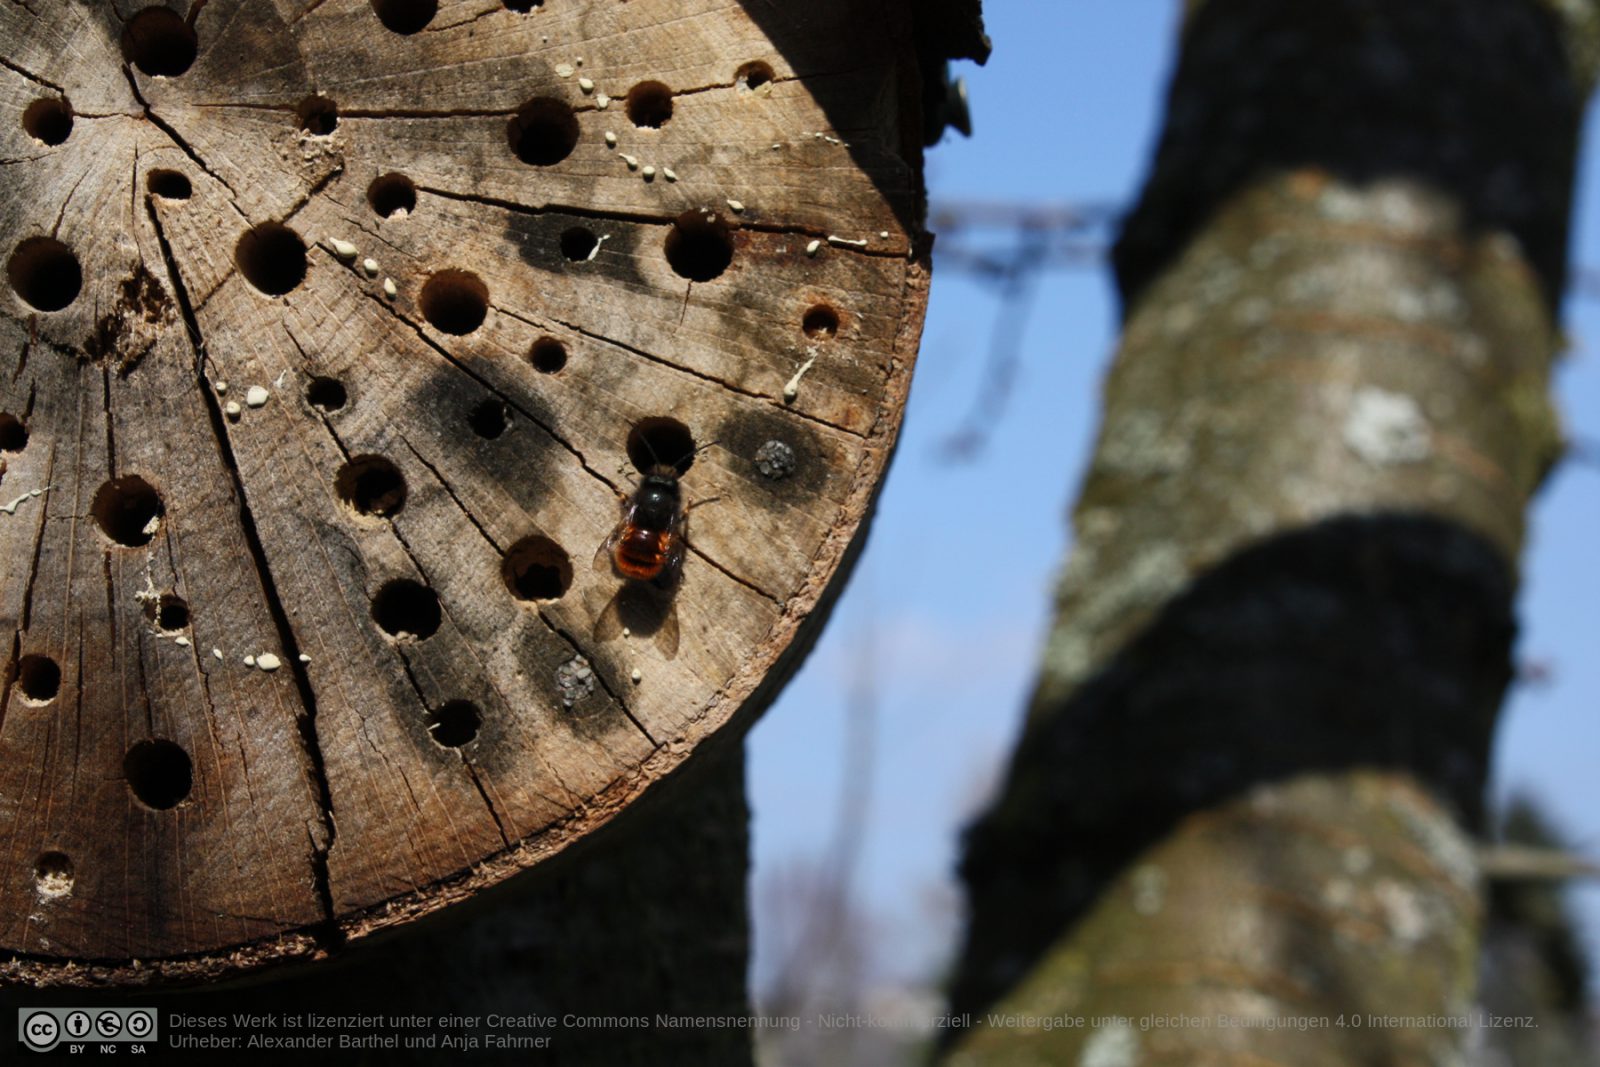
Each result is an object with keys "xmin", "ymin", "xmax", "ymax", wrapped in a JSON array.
[
  {"xmin": 1080, "ymin": 1019, "xmax": 1139, "ymax": 1067},
  {"xmin": 726, "ymin": 199, "xmax": 744, "ymax": 213},
  {"xmin": 554, "ymin": 63, "xmax": 574, "ymax": 78},
  {"xmin": 245, "ymin": 385, "xmax": 271, "ymax": 409},
  {"xmin": 577, "ymin": 76, "xmax": 595, "ymax": 93},
  {"xmin": 1342, "ymin": 386, "xmax": 1431, "ymax": 466},
  {"xmin": 596, "ymin": 93, "xmax": 611, "ymax": 110},
  {"xmin": 804, "ymin": 239, "xmax": 822, "ymax": 257},
  {"xmin": 361, "ymin": 257, "xmax": 379, "ymax": 277},
  {"xmin": 1373, "ymin": 879, "xmax": 1429, "ymax": 946},
  {"xmin": 257, "ymin": 652, "xmax": 282, "ymax": 672},
  {"xmin": 383, "ymin": 277, "xmax": 398, "ymax": 299},
  {"xmin": 330, "ymin": 238, "xmax": 358, "ymax": 261},
  {"xmin": 1098, "ymin": 409, "xmax": 1191, "ymax": 476},
  {"xmin": 604, "ymin": 130, "xmax": 617, "ymax": 147},
  {"xmin": 1322, "ymin": 877, "xmax": 1357, "ymax": 910}
]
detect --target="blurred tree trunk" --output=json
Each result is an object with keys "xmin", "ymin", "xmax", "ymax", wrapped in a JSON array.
[{"xmin": 946, "ymin": 1, "xmax": 1600, "ymax": 1062}]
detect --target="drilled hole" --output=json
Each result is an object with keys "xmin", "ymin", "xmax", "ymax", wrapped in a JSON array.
[
  {"xmin": 0, "ymin": 413, "xmax": 27, "ymax": 452},
  {"xmin": 234, "ymin": 222, "xmax": 307, "ymax": 296},
  {"xmin": 507, "ymin": 97, "xmax": 579, "ymax": 166},
  {"xmin": 428, "ymin": 700, "xmax": 481, "ymax": 747},
  {"xmin": 802, "ymin": 304, "xmax": 840, "ymax": 339},
  {"xmin": 626, "ymin": 80, "xmax": 673, "ymax": 128},
  {"xmin": 419, "ymin": 269, "xmax": 489, "ymax": 335},
  {"xmin": 735, "ymin": 61, "xmax": 774, "ymax": 92},
  {"xmin": 145, "ymin": 594, "xmax": 190, "ymax": 633},
  {"xmin": 335, "ymin": 455, "xmax": 407, "ymax": 518},
  {"xmin": 307, "ymin": 376, "xmax": 347, "ymax": 411},
  {"xmin": 372, "ymin": 579, "xmax": 441, "ymax": 640},
  {"xmin": 560, "ymin": 226, "xmax": 598, "ymax": 262},
  {"xmin": 371, "ymin": 0, "xmax": 436, "ymax": 34},
  {"xmin": 367, "ymin": 172, "xmax": 416, "ymax": 218},
  {"xmin": 22, "ymin": 97, "xmax": 72, "ymax": 145},
  {"xmin": 91, "ymin": 475, "xmax": 164, "ymax": 547},
  {"xmin": 7, "ymin": 236, "xmax": 82, "ymax": 312},
  {"xmin": 664, "ymin": 210, "xmax": 733, "ymax": 282},
  {"xmin": 121, "ymin": 7, "xmax": 199, "ymax": 77},
  {"xmin": 296, "ymin": 94, "xmax": 338, "ymax": 135},
  {"xmin": 469, "ymin": 398, "xmax": 510, "ymax": 439},
  {"xmin": 627, "ymin": 417, "xmax": 696, "ymax": 475},
  {"xmin": 15, "ymin": 654, "xmax": 60, "ymax": 704},
  {"xmin": 504, "ymin": 0, "xmax": 543, "ymax": 9},
  {"xmin": 33, "ymin": 851, "xmax": 73, "ymax": 897},
  {"xmin": 502, "ymin": 535, "xmax": 573, "ymax": 601},
  {"xmin": 529, "ymin": 337, "xmax": 567, "ymax": 374},
  {"xmin": 147, "ymin": 169, "xmax": 192, "ymax": 199},
  {"xmin": 124, "ymin": 739, "xmax": 192, "ymax": 810}
]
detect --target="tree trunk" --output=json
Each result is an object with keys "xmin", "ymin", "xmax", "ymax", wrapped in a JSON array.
[
  {"xmin": 0, "ymin": 0, "xmax": 941, "ymax": 1023},
  {"xmin": 947, "ymin": 0, "xmax": 1597, "ymax": 1062}
]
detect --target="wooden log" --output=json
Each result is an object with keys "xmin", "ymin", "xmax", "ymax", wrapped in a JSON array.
[{"xmin": 0, "ymin": 0, "xmax": 931, "ymax": 983}]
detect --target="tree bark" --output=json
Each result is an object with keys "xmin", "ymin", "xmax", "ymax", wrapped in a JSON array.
[{"xmin": 947, "ymin": 1, "xmax": 1599, "ymax": 1062}]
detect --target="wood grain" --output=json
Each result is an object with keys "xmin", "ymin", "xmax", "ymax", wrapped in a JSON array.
[{"xmin": 0, "ymin": 0, "xmax": 928, "ymax": 981}]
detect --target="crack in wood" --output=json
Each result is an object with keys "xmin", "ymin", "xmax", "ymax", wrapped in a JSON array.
[
  {"xmin": 143, "ymin": 199, "xmax": 342, "ymax": 939},
  {"xmin": 0, "ymin": 53, "xmax": 61, "ymax": 92},
  {"xmin": 462, "ymin": 761, "xmax": 511, "ymax": 847},
  {"xmin": 287, "ymin": 0, "xmax": 334, "ymax": 28},
  {"xmin": 391, "ymin": 436, "xmax": 658, "ymax": 752},
  {"xmin": 416, "ymin": 182, "xmax": 909, "ymax": 256},
  {"xmin": 542, "ymin": 311, "xmax": 868, "ymax": 439},
  {"xmin": 123, "ymin": 66, "xmax": 242, "ymax": 204},
  {"xmin": 363, "ymin": 292, "xmax": 786, "ymax": 610},
  {"xmin": 357, "ymin": 288, "xmax": 622, "ymax": 495},
  {"xmin": 309, "ymin": 402, "xmax": 617, "ymax": 821}
]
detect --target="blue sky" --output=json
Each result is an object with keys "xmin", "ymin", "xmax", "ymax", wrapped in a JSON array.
[{"xmin": 747, "ymin": 0, "xmax": 1600, "ymax": 995}]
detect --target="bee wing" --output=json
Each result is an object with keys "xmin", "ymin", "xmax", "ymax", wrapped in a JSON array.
[
  {"xmin": 653, "ymin": 600, "xmax": 680, "ymax": 659},
  {"xmin": 593, "ymin": 520, "xmax": 624, "ymax": 575},
  {"xmin": 592, "ymin": 589, "xmax": 625, "ymax": 642},
  {"xmin": 594, "ymin": 582, "xmax": 681, "ymax": 659}
]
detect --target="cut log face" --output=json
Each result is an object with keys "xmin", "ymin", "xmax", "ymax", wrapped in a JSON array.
[{"xmin": 0, "ymin": 0, "xmax": 927, "ymax": 981}]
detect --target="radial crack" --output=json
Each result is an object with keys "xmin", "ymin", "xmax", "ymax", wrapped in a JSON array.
[
  {"xmin": 145, "ymin": 199, "xmax": 340, "ymax": 934},
  {"xmin": 544, "ymin": 312, "xmax": 867, "ymax": 439}
]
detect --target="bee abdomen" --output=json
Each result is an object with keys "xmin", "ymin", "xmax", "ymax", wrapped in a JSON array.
[{"xmin": 615, "ymin": 527, "xmax": 672, "ymax": 580}]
